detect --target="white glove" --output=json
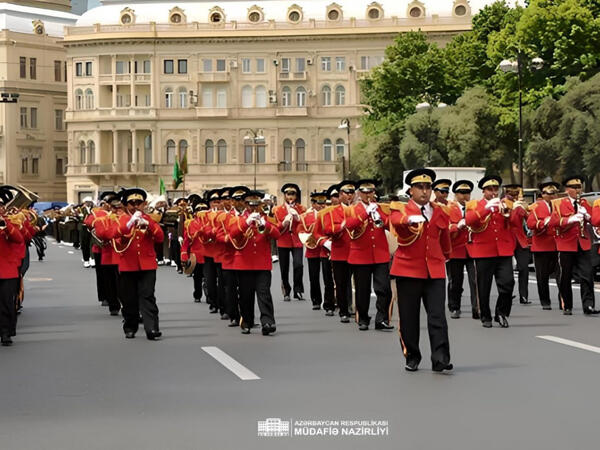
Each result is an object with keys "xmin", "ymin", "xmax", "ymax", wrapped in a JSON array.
[
  {"xmin": 126, "ymin": 215, "xmax": 137, "ymax": 229},
  {"xmin": 282, "ymin": 213, "xmax": 293, "ymax": 227},
  {"xmin": 408, "ymin": 215, "xmax": 426, "ymax": 225},
  {"xmin": 366, "ymin": 203, "xmax": 378, "ymax": 214},
  {"xmin": 246, "ymin": 215, "xmax": 256, "ymax": 226},
  {"xmin": 289, "ymin": 209, "xmax": 300, "ymax": 220},
  {"xmin": 568, "ymin": 213, "xmax": 584, "ymax": 224},
  {"xmin": 457, "ymin": 218, "xmax": 466, "ymax": 229},
  {"xmin": 178, "ymin": 236, "xmax": 184, "ymax": 245},
  {"xmin": 579, "ymin": 206, "xmax": 588, "ymax": 216},
  {"xmin": 485, "ymin": 198, "xmax": 501, "ymax": 210},
  {"xmin": 543, "ymin": 217, "xmax": 551, "ymax": 227},
  {"xmin": 259, "ymin": 217, "xmax": 266, "ymax": 228},
  {"xmin": 323, "ymin": 239, "xmax": 332, "ymax": 251}
]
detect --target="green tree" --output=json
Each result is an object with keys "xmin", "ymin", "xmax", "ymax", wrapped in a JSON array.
[{"xmin": 399, "ymin": 107, "xmax": 450, "ymax": 168}]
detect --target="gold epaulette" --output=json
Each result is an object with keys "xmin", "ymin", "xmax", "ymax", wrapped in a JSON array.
[
  {"xmin": 551, "ymin": 197, "xmax": 564, "ymax": 214},
  {"xmin": 528, "ymin": 202, "xmax": 540, "ymax": 212},
  {"xmin": 466, "ymin": 200, "xmax": 479, "ymax": 210},
  {"xmin": 317, "ymin": 205, "xmax": 337, "ymax": 219},
  {"xmin": 389, "ymin": 201, "xmax": 407, "ymax": 213},
  {"xmin": 594, "ymin": 199, "xmax": 600, "ymax": 208},
  {"xmin": 433, "ymin": 202, "xmax": 451, "ymax": 216}
]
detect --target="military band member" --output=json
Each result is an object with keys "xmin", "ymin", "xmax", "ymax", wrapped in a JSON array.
[
  {"xmin": 181, "ymin": 195, "xmax": 208, "ymax": 304},
  {"xmin": 447, "ymin": 180, "xmax": 478, "ymax": 319},
  {"xmin": 79, "ymin": 196, "xmax": 95, "ymax": 268},
  {"xmin": 552, "ymin": 176, "xmax": 599, "ymax": 315},
  {"xmin": 115, "ymin": 188, "xmax": 164, "ymax": 340},
  {"xmin": 273, "ymin": 183, "xmax": 306, "ymax": 301},
  {"xmin": 504, "ymin": 184, "xmax": 531, "ymax": 304},
  {"xmin": 465, "ymin": 175, "xmax": 516, "ymax": 328},
  {"xmin": 204, "ymin": 188, "xmax": 227, "ymax": 315},
  {"xmin": 526, "ymin": 180, "xmax": 561, "ymax": 310},
  {"xmin": 228, "ymin": 191, "xmax": 281, "ymax": 335},
  {"xmin": 84, "ymin": 193, "xmax": 111, "ymax": 307},
  {"xmin": 432, "ymin": 179, "xmax": 452, "ymax": 205},
  {"xmin": 320, "ymin": 185, "xmax": 337, "ymax": 316},
  {"xmin": 345, "ymin": 180, "xmax": 393, "ymax": 331},
  {"xmin": 390, "ymin": 169, "xmax": 452, "ymax": 372}
]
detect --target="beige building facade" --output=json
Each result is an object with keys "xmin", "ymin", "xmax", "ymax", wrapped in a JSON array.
[{"xmin": 64, "ymin": 0, "xmax": 495, "ymax": 203}]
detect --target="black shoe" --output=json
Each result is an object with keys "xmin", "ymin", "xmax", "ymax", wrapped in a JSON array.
[
  {"xmin": 482, "ymin": 321, "xmax": 492, "ymax": 328},
  {"xmin": 312, "ymin": 305, "xmax": 321, "ymax": 310},
  {"xmin": 432, "ymin": 362, "xmax": 454, "ymax": 372},
  {"xmin": 375, "ymin": 321, "xmax": 394, "ymax": 330},
  {"xmin": 109, "ymin": 310, "xmax": 120, "ymax": 316},
  {"xmin": 494, "ymin": 314, "xmax": 509, "ymax": 328},
  {"xmin": 283, "ymin": 295, "xmax": 291, "ymax": 302},
  {"xmin": 228, "ymin": 319, "xmax": 239, "ymax": 327},
  {"xmin": 583, "ymin": 307, "xmax": 600, "ymax": 315},
  {"xmin": 146, "ymin": 330, "xmax": 162, "ymax": 340},
  {"xmin": 138, "ymin": 316, "xmax": 144, "ymax": 324},
  {"xmin": 261, "ymin": 324, "xmax": 276, "ymax": 336},
  {"xmin": 520, "ymin": 297, "xmax": 532, "ymax": 305},
  {"xmin": 405, "ymin": 360, "xmax": 419, "ymax": 372},
  {"xmin": 177, "ymin": 269, "xmax": 183, "ymax": 274},
  {"xmin": 125, "ymin": 331, "xmax": 136, "ymax": 339},
  {"xmin": 101, "ymin": 300, "xmax": 109, "ymax": 307},
  {"xmin": 1, "ymin": 335, "xmax": 13, "ymax": 346},
  {"xmin": 221, "ymin": 313, "xmax": 230, "ymax": 320},
  {"xmin": 209, "ymin": 306, "xmax": 218, "ymax": 314},
  {"xmin": 325, "ymin": 310, "xmax": 334, "ymax": 317},
  {"xmin": 563, "ymin": 309, "xmax": 572, "ymax": 316},
  {"xmin": 450, "ymin": 310, "xmax": 460, "ymax": 319},
  {"xmin": 472, "ymin": 310, "xmax": 480, "ymax": 320},
  {"xmin": 340, "ymin": 315, "xmax": 350, "ymax": 323},
  {"xmin": 241, "ymin": 327, "xmax": 251, "ymax": 334},
  {"xmin": 358, "ymin": 323, "xmax": 369, "ymax": 331},
  {"xmin": 194, "ymin": 298, "xmax": 201, "ymax": 303},
  {"xmin": 542, "ymin": 305, "xmax": 552, "ymax": 310},
  {"xmin": 294, "ymin": 293, "xmax": 305, "ymax": 301}
]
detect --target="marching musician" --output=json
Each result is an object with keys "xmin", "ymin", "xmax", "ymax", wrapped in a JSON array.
[
  {"xmin": 228, "ymin": 190, "xmax": 281, "ymax": 335},
  {"xmin": 552, "ymin": 176, "xmax": 599, "ymax": 315},
  {"xmin": 204, "ymin": 188, "xmax": 229, "ymax": 316},
  {"xmin": 151, "ymin": 195, "xmax": 169, "ymax": 266},
  {"xmin": 181, "ymin": 195, "xmax": 208, "ymax": 304},
  {"xmin": 447, "ymin": 180, "xmax": 478, "ymax": 319},
  {"xmin": 115, "ymin": 188, "xmax": 164, "ymax": 340},
  {"xmin": 273, "ymin": 183, "xmax": 306, "ymax": 301},
  {"xmin": 465, "ymin": 175, "xmax": 516, "ymax": 328},
  {"xmin": 526, "ymin": 179, "xmax": 560, "ymax": 310},
  {"xmin": 170, "ymin": 197, "xmax": 188, "ymax": 274},
  {"xmin": 390, "ymin": 169, "xmax": 452, "ymax": 372},
  {"xmin": 84, "ymin": 192, "xmax": 111, "ymax": 308},
  {"xmin": 79, "ymin": 196, "xmax": 95, "ymax": 268},
  {"xmin": 432, "ymin": 179, "xmax": 452, "ymax": 205},
  {"xmin": 0, "ymin": 187, "xmax": 25, "ymax": 346},
  {"xmin": 345, "ymin": 180, "xmax": 393, "ymax": 331},
  {"xmin": 320, "ymin": 186, "xmax": 337, "ymax": 316}
]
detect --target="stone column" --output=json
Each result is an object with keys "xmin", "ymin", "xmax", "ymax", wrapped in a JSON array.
[{"xmin": 112, "ymin": 129, "xmax": 118, "ymax": 169}]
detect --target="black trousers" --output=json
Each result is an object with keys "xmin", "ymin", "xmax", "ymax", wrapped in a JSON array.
[
  {"xmin": 93, "ymin": 252, "xmax": 105, "ymax": 303},
  {"xmin": 80, "ymin": 226, "xmax": 92, "ymax": 261},
  {"xmin": 331, "ymin": 260, "xmax": 351, "ymax": 316},
  {"xmin": 169, "ymin": 236, "xmax": 182, "ymax": 270},
  {"xmin": 352, "ymin": 263, "xmax": 392, "ymax": 325},
  {"xmin": 119, "ymin": 270, "xmax": 159, "ymax": 334},
  {"xmin": 204, "ymin": 257, "xmax": 225, "ymax": 312},
  {"xmin": 278, "ymin": 247, "xmax": 304, "ymax": 296},
  {"xmin": 155, "ymin": 242, "xmax": 164, "ymax": 262},
  {"xmin": 446, "ymin": 258, "xmax": 477, "ymax": 312},
  {"xmin": 533, "ymin": 251, "xmax": 559, "ymax": 307},
  {"xmin": 307, "ymin": 257, "xmax": 322, "ymax": 306},
  {"xmin": 395, "ymin": 277, "xmax": 450, "ymax": 367},
  {"xmin": 474, "ymin": 257, "xmax": 514, "ymax": 322},
  {"xmin": 101, "ymin": 264, "xmax": 120, "ymax": 313},
  {"xmin": 192, "ymin": 263, "xmax": 204, "ymax": 301},
  {"xmin": 321, "ymin": 257, "xmax": 335, "ymax": 312},
  {"xmin": 223, "ymin": 269, "xmax": 240, "ymax": 322},
  {"xmin": 237, "ymin": 270, "xmax": 275, "ymax": 328},
  {"xmin": 515, "ymin": 245, "xmax": 530, "ymax": 300},
  {"xmin": 558, "ymin": 247, "xmax": 595, "ymax": 310},
  {"xmin": 0, "ymin": 278, "xmax": 18, "ymax": 337}
]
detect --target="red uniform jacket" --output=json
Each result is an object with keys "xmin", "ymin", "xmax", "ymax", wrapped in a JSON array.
[
  {"xmin": 93, "ymin": 214, "xmax": 121, "ymax": 265},
  {"xmin": 297, "ymin": 210, "xmax": 325, "ymax": 259},
  {"xmin": 215, "ymin": 211, "xmax": 239, "ymax": 270},
  {"xmin": 551, "ymin": 197, "xmax": 592, "ymax": 252},
  {"xmin": 510, "ymin": 205, "xmax": 529, "ymax": 250},
  {"xmin": 84, "ymin": 208, "xmax": 108, "ymax": 254},
  {"xmin": 526, "ymin": 200, "xmax": 557, "ymax": 252},
  {"xmin": 345, "ymin": 202, "xmax": 390, "ymax": 265},
  {"xmin": 181, "ymin": 217, "xmax": 207, "ymax": 264},
  {"xmin": 591, "ymin": 199, "xmax": 600, "ymax": 253},
  {"xmin": 0, "ymin": 222, "xmax": 24, "ymax": 279},
  {"xmin": 115, "ymin": 213, "xmax": 164, "ymax": 272},
  {"xmin": 448, "ymin": 201, "xmax": 470, "ymax": 259},
  {"xmin": 228, "ymin": 211, "xmax": 281, "ymax": 271},
  {"xmin": 465, "ymin": 199, "xmax": 518, "ymax": 258},
  {"xmin": 389, "ymin": 200, "xmax": 451, "ymax": 279},
  {"xmin": 273, "ymin": 203, "xmax": 306, "ymax": 248},
  {"xmin": 321, "ymin": 204, "xmax": 351, "ymax": 261}
]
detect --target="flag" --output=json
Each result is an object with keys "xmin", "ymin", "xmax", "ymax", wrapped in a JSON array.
[
  {"xmin": 172, "ymin": 160, "xmax": 183, "ymax": 189},
  {"xmin": 180, "ymin": 148, "xmax": 188, "ymax": 175},
  {"xmin": 159, "ymin": 178, "xmax": 166, "ymax": 195}
]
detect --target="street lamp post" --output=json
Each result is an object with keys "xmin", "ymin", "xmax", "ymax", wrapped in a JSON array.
[
  {"xmin": 244, "ymin": 129, "xmax": 265, "ymax": 190},
  {"xmin": 338, "ymin": 118, "xmax": 351, "ymax": 179},
  {"xmin": 499, "ymin": 55, "xmax": 544, "ymax": 186}
]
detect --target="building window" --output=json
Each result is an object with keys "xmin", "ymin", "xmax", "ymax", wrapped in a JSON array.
[
  {"xmin": 409, "ymin": 6, "xmax": 423, "ymax": 18},
  {"xmin": 322, "ymin": 85, "xmax": 331, "ymax": 106},
  {"xmin": 281, "ymin": 58, "xmax": 290, "ymax": 73},
  {"xmin": 143, "ymin": 60, "xmax": 151, "ymax": 73},
  {"xmin": 367, "ymin": 4, "xmax": 383, "ymax": 20},
  {"xmin": 202, "ymin": 88, "xmax": 213, "ymax": 107},
  {"xmin": 20, "ymin": 107, "xmax": 27, "ymax": 128},
  {"xmin": 296, "ymin": 58, "xmax": 306, "ymax": 72},
  {"xmin": 116, "ymin": 61, "xmax": 127, "ymax": 74},
  {"xmin": 166, "ymin": 140, "xmax": 176, "ymax": 164},
  {"xmin": 64, "ymin": 61, "xmax": 67, "ymax": 81},
  {"xmin": 327, "ymin": 6, "xmax": 342, "ymax": 21},
  {"xmin": 54, "ymin": 60, "xmax": 61, "ymax": 81},
  {"xmin": 216, "ymin": 59, "xmax": 226, "ymax": 72},
  {"xmin": 242, "ymin": 58, "xmax": 251, "ymax": 73},
  {"xmin": 257, "ymin": 145, "xmax": 266, "ymax": 163},
  {"xmin": 179, "ymin": 140, "xmax": 188, "ymax": 165},
  {"xmin": 30, "ymin": 108, "xmax": 37, "ymax": 129},
  {"xmin": 178, "ymin": 87, "xmax": 187, "ymax": 108},
  {"xmin": 282, "ymin": 86, "xmax": 291, "ymax": 106},
  {"xmin": 296, "ymin": 138, "xmax": 306, "ymax": 162},
  {"xmin": 205, "ymin": 139, "xmax": 214, "ymax": 163},
  {"xmin": 75, "ymin": 89, "xmax": 83, "ymax": 109},
  {"xmin": 31, "ymin": 158, "xmax": 39, "ymax": 175},
  {"xmin": 335, "ymin": 85, "xmax": 346, "ymax": 105},
  {"xmin": 75, "ymin": 62, "xmax": 82, "ymax": 77},
  {"xmin": 241, "ymin": 85, "xmax": 253, "ymax": 108},
  {"xmin": 21, "ymin": 158, "xmax": 28, "ymax": 174},
  {"xmin": 55, "ymin": 110, "xmax": 64, "ymax": 130},
  {"xmin": 170, "ymin": 13, "xmax": 182, "ymax": 23},
  {"xmin": 217, "ymin": 139, "xmax": 227, "ymax": 163},
  {"xmin": 336, "ymin": 56, "xmax": 346, "ymax": 71},
  {"xmin": 164, "ymin": 60, "xmax": 174, "ymax": 74},
  {"xmin": 244, "ymin": 145, "xmax": 253, "ymax": 164},
  {"xmin": 79, "ymin": 141, "xmax": 86, "ymax": 164},
  {"xmin": 178, "ymin": 59, "xmax": 187, "ymax": 74},
  {"xmin": 85, "ymin": 89, "xmax": 94, "ymax": 109},
  {"xmin": 88, "ymin": 141, "xmax": 95, "ymax": 164},
  {"xmin": 85, "ymin": 61, "xmax": 92, "ymax": 76},
  {"xmin": 165, "ymin": 88, "xmax": 173, "ymax": 108},
  {"xmin": 288, "ymin": 8, "xmax": 303, "ymax": 23},
  {"xmin": 255, "ymin": 85, "xmax": 267, "ymax": 108},
  {"xmin": 256, "ymin": 58, "xmax": 265, "ymax": 73},
  {"xmin": 323, "ymin": 139, "xmax": 332, "ymax": 161},
  {"xmin": 56, "ymin": 158, "xmax": 64, "ymax": 176},
  {"xmin": 216, "ymin": 87, "xmax": 227, "ymax": 108},
  {"xmin": 283, "ymin": 139, "xmax": 292, "ymax": 163},
  {"xmin": 20, "ymin": 57, "xmax": 26, "ymax": 78},
  {"xmin": 336, "ymin": 138, "xmax": 345, "ymax": 157},
  {"xmin": 30, "ymin": 58, "xmax": 37, "ymax": 79},
  {"xmin": 321, "ymin": 57, "xmax": 331, "ymax": 72},
  {"xmin": 202, "ymin": 59, "xmax": 212, "ymax": 72},
  {"xmin": 296, "ymin": 86, "xmax": 306, "ymax": 107}
]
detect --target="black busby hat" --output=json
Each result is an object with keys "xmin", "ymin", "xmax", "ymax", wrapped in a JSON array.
[
  {"xmin": 452, "ymin": 180, "xmax": 474, "ymax": 194},
  {"xmin": 230, "ymin": 186, "xmax": 250, "ymax": 200},
  {"xmin": 220, "ymin": 187, "xmax": 233, "ymax": 200},
  {"xmin": 187, "ymin": 194, "xmax": 202, "ymax": 209},
  {"xmin": 478, "ymin": 175, "xmax": 502, "ymax": 190},
  {"xmin": 99, "ymin": 191, "xmax": 118, "ymax": 203},
  {"xmin": 310, "ymin": 190, "xmax": 328, "ymax": 204},
  {"xmin": 562, "ymin": 175, "xmax": 585, "ymax": 188},
  {"xmin": 538, "ymin": 178, "xmax": 560, "ymax": 194},
  {"xmin": 356, "ymin": 179, "xmax": 379, "ymax": 193},
  {"xmin": 281, "ymin": 183, "xmax": 301, "ymax": 197},
  {"xmin": 242, "ymin": 190, "xmax": 263, "ymax": 206},
  {"xmin": 205, "ymin": 189, "xmax": 221, "ymax": 202},
  {"xmin": 338, "ymin": 180, "xmax": 356, "ymax": 193}
]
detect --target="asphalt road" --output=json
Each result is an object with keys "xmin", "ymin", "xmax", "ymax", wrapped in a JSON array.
[{"xmin": 0, "ymin": 240, "xmax": 598, "ymax": 450}]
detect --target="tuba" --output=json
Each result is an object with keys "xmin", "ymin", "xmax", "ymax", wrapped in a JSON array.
[{"xmin": 5, "ymin": 185, "xmax": 39, "ymax": 213}]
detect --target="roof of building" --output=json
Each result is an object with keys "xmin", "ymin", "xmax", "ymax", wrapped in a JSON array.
[{"xmin": 0, "ymin": 1, "xmax": 79, "ymax": 36}]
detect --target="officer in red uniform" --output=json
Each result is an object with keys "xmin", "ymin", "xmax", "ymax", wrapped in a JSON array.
[
  {"xmin": 390, "ymin": 169, "xmax": 452, "ymax": 372},
  {"xmin": 181, "ymin": 195, "xmax": 208, "ymax": 304},
  {"xmin": 228, "ymin": 191, "xmax": 281, "ymax": 335},
  {"xmin": 115, "ymin": 188, "xmax": 165, "ymax": 340},
  {"xmin": 447, "ymin": 180, "xmax": 478, "ymax": 319},
  {"xmin": 465, "ymin": 175, "xmax": 516, "ymax": 328},
  {"xmin": 321, "ymin": 181, "xmax": 354, "ymax": 322},
  {"xmin": 345, "ymin": 179, "xmax": 393, "ymax": 331},
  {"xmin": 526, "ymin": 179, "xmax": 560, "ymax": 310},
  {"xmin": 204, "ymin": 188, "xmax": 227, "ymax": 315},
  {"xmin": 85, "ymin": 192, "xmax": 112, "ymax": 308},
  {"xmin": 273, "ymin": 183, "xmax": 306, "ymax": 301},
  {"xmin": 0, "ymin": 187, "xmax": 24, "ymax": 346},
  {"xmin": 432, "ymin": 179, "xmax": 452, "ymax": 205},
  {"xmin": 552, "ymin": 175, "xmax": 599, "ymax": 315},
  {"xmin": 320, "ymin": 185, "xmax": 337, "ymax": 316}
]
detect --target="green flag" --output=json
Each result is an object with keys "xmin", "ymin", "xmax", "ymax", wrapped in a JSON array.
[
  {"xmin": 172, "ymin": 160, "xmax": 183, "ymax": 189},
  {"xmin": 159, "ymin": 178, "xmax": 166, "ymax": 195}
]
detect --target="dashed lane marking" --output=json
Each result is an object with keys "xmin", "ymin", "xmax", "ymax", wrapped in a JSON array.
[
  {"xmin": 202, "ymin": 346, "xmax": 260, "ymax": 381},
  {"xmin": 537, "ymin": 336, "xmax": 600, "ymax": 355}
]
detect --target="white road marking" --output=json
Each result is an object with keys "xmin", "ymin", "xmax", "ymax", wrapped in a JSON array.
[
  {"xmin": 68, "ymin": 251, "xmax": 74, "ymax": 254},
  {"xmin": 202, "ymin": 346, "xmax": 260, "ymax": 381},
  {"xmin": 26, "ymin": 277, "xmax": 53, "ymax": 282},
  {"xmin": 537, "ymin": 336, "xmax": 600, "ymax": 355}
]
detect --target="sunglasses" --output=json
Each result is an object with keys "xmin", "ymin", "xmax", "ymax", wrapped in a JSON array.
[{"xmin": 128, "ymin": 200, "xmax": 143, "ymax": 206}]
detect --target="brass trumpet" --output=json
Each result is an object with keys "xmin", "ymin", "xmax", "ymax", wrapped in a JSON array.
[{"xmin": 576, "ymin": 192, "xmax": 586, "ymax": 239}]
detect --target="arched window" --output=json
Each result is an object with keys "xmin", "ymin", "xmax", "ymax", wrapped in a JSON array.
[
  {"xmin": 85, "ymin": 88, "xmax": 94, "ymax": 109},
  {"xmin": 79, "ymin": 141, "xmax": 86, "ymax": 164},
  {"xmin": 241, "ymin": 85, "xmax": 253, "ymax": 108},
  {"xmin": 336, "ymin": 138, "xmax": 345, "ymax": 157},
  {"xmin": 323, "ymin": 138, "xmax": 332, "ymax": 161},
  {"xmin": 335, "ymin": 85, "xmax": 345, "ymax": 105},
  {"xmin": 283, "ymin": 138, "xmax": 292, "ymax": 162},
  {"xmin": 322, "ymin": 85, "xmax": 331, "ymax": 106},
  {"xmin": 296, "ymin": 86, "xmax": 306, "ymax": 107},
  {"xmin": 165, "ymin": 88, "xmax": 173, "ymax": 108},
  {"xmin": 75, "ymin": 89, "xmax": 83, "ymax": 110},
  {"xmin": 217, "ymin": 139, "xmax": 227, "ymax": 163},
  {"xmin": 295, "ymin": 138, "xmax": 305, "ymax": 162},
  {"xmin": 178, "ymin": 139, "xmax": 188, "ymax": 165},
  {"xmin": 87, "ymin": 140, "xmax": 95, "ymax": 164},
  {"xmin": 178, "ymin": 87, "xmax": 187, "ymax": 108},
  {"xmin": 255, "ymin": 85, "xmax": 267, "ymax": 108},
  {"xmin": 166, "ymin": 139, "xmax": 176, "ymax": 164},
  {"xmin": 282, "ymin": 86, "xmax": 292, "ymax": 107},
  {"xmin": 205, "ymin": 139, "xmax": 214, "ymax": 163}
]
